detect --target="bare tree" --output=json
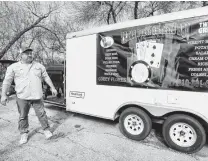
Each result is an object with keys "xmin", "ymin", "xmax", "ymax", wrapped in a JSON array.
[
  {"xmin": 173, "ymin": 1, "xmax": 202, "ymax": 12},
  {"xmin": 0, "ymin": 1, "xmax": 206, "ymax": 64},
  {"xmin": 135, "ymin": 1, "xmax": 174, "ymax": 18},
  {"xmin": 0, "ymin": 2, "xmax": 63, "ymax": 60},
  {"xmin": 68, "ymin": 1, "xmax": 127, "ymax": 26},
  {"xmin": 102, "ymin": 1, "xmax": 127, "ymax": 24},
  {"xmin": 202, "ymin": 1, "xmax": 208, "ymax": 6},
  {"xmin": 0, "ymin": 14, "xmax": 50, "ymax": 59}
]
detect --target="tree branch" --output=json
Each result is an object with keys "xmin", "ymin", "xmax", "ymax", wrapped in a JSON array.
[
  {"xmin": 0, "ymin": 13, "xmax": 50, "ymax": 59},
  {"xmin": 34, "ymin": 25, "xmax": 65, "ymax": 50},
  {"xmin": 134, "ymin": 1, "xmax": 139, "ymax": 19},
  {"xmin": 116, "ymin": 2, "xmax": 127, "ymax": 16}
]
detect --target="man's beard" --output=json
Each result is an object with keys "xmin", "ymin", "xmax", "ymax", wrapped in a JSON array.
[{"xmin": 26, "ymin": 58, "xmax": 33, "ymax": 63}]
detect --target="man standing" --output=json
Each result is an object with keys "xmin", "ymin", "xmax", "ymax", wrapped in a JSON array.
[{"xmin": 0, "ymin": 48, "xmax": 57, "ymax": 144}]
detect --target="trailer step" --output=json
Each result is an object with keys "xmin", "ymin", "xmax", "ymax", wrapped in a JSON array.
[{"xmin": 44, "ymin": 100, "xmax": 66, "ymax": 108}]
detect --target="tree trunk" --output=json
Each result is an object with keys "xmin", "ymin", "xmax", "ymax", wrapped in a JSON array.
[
  {"xmin": 107, "ymin": 10, "xmax": 111, "ymax": 24},
  {"xmin": 134, "ymin": 1, "xmax": 139, "ymax": 19}
]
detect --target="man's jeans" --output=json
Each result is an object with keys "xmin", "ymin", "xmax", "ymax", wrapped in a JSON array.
[{"xmin": 16, "ymin": 97, "xmax": 49, "ymax": 134}]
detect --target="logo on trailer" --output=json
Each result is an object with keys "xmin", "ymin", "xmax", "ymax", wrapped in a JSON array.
[
  {"xmin": 198, "ymin": 21, "xmax": 208, "ymax": 34},
  {"xmin": 100, "ymin": 36, "xmax": 114, "ymax": 48},
  {"xmin": 69, "ymin": 91, "xmax": 85, "ymax": 99}
]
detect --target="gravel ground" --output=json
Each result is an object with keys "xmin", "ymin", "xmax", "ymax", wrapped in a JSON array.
[{"xmin": 0, "ymin": 96, "xmax": 208, "ymax": 161}]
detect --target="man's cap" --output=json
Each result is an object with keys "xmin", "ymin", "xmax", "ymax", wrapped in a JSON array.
[{"xmin": 21, "ymin": 48, "xmax": 33, "ymax": 54}]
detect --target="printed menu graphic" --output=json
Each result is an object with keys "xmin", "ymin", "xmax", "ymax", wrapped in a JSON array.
[{"xmin": 97, "ymin": 15, "xmax": 208, "ymax": 92}]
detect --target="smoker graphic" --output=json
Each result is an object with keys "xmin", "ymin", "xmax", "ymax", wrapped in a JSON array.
[{"xmin": 129, "ymin": 41, "xmax": 164, "ymax": 84}]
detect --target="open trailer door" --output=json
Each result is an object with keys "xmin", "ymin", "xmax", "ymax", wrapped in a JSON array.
[{"xmin": 43, "ymin": 64, "xmax": 66, "ymax": 108}]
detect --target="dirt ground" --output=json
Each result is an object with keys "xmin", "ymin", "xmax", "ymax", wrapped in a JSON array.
[{"xmin": 0, "ymin": 96, "xmax": 208, "ymax": 161}]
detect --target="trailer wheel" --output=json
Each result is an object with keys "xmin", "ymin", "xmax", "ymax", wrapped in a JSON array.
[
  {"xmin": 162, "ymin": 114, "xmax": 206, "ymax": 154},
  {"xmin": 119, "ymin": 107, "xmax": 152, "ymax": 141}
]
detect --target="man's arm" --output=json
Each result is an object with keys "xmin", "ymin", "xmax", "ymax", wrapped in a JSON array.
[
  {"xmin": 45, "ymin": 78, "xmax": 55, "ymax": 90},
  {"xmin": 1, "ymin": 66, "xmax": 14, "ymax": 105},
  {"xmin": 2, "ymin": 84, "xmax": 11, "ymax": 97},
  {"xmin": 2, "ymin": 66, "xmax": 14, "ymax": 96},
  {"xmin": 41, "ymin": 65, "xmax": 57, "ymax": 96}
]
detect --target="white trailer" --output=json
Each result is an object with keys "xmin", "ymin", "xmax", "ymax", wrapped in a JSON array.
[{"xmin": 65, "ymin": 6, "xmax": 208, "ymax": 153}]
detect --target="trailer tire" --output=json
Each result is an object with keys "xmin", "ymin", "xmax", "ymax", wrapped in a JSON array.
[
  {"xmin": 162, "ymin": 114, "xmax": 206, "ymax": 154},
  {"xmin": 119, "ymin": 107, "xmax": 152, "ymax": 141}
]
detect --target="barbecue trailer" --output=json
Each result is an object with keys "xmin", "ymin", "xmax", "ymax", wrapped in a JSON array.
[{"xmin": 51, "ymin": 6, "xmax": 208, "ymax": 153}]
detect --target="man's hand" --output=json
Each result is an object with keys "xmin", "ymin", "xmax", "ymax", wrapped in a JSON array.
[
  {"xmin": 50, "ymin": 87, "xmax": 58, "ymax": 96},
  {"xmin": 0, "ymin": 95, "xmax": 9, "ymax": 106}
]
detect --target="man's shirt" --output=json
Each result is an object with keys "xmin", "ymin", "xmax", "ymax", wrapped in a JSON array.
[{"xmin": 2, "ymin": 61, "xmax": 51, "ymax": 100}]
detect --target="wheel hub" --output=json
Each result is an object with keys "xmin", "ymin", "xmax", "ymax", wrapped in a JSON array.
[
  {"xmin": 180, "ymin": 130, "xmax": 186, "ymax": 136},
  {"xmin": 124, "ymin": 114, "xmax": 144, "ymax": 135},
  {"xmin": 132, "ymin": 121, "xmax": 137, "ymax": 126},
  {"xmin": 169, "ymin": 122, "xmax": 197, "ymax": 147}
]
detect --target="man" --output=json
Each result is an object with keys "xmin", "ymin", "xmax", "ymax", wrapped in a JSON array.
[{"xmin": 0, "ymin": 48, "xmax": 57, "ymax": 144}]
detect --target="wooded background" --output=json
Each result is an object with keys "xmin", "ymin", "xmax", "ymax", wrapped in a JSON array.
[{"xmin": 0, "ymin": 1, "xmax": 208, "ymax": 65}]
